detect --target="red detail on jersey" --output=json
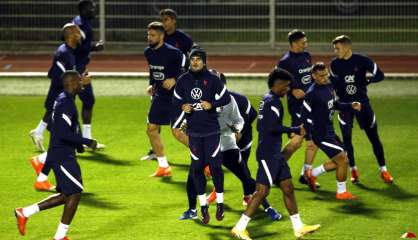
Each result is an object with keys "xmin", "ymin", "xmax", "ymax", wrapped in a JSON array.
[
  {"xmin": 354, "ymin": 66, "xmax": 358, "ymax": 72},
  {"xmin": 203, "ymin": 80, "xmax": 208, "ymax": 86},
  {"xmin": 176, "ymin": 42, "xmax": 180, "ymax": 48}
]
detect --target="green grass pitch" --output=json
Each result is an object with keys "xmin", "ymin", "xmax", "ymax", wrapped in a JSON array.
[{"xmin": 0, "ymin": 78, "xmax": 417, "ymax": 239}]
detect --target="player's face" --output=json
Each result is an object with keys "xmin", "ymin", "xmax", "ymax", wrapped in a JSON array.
[
  {"xmin": 334, "ymin": 43, "xmax": 349, "ymax": 59},
  {"xmin": 312, "ymin": 69, "xmax": 330, "ymax": 85},
  {"xmin": 292, "ymin": 37, "xmax": 308, "ymax": 52},
  {"xmin": 147, "ymin": 30, "xmax": 163, "ymax": 47},
  {"xmin": 272, "ymin": 80, "xmax": 290, "ymax": 97},
  {"xmin": 161, "ymin": 15, "xmax": 176, "ymax": 32},
  {"xmin": 190, "ymin": 56, "xmax": 204, "ymax": 72},
  {"xmin": 70, "ymin": 26, "xmax": 82, "ymax": 45}
]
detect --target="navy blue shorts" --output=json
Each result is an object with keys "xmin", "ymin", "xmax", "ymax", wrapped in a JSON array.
[
  {"xmin": 189, "ymin": 134, "xmax": 221, "ymax": 168},
  {"xmin": 256, "ymin": 156, "xmax": 291, "ymax": 186},
  {"xmin": 147, "ymin": 96, "xmax": 184, "ymax": 127},
  {"xmin": 313, "ymin": 135, "xmax": 345, "ymax": 159},
  {"xmin": 44, "ymin": 87, "xmax": 62, "ymax": 111},
  {"xmin": 51, "ymin": 157, "xmax": 84, "ymax": 196},
  {"xmin": 338, "ymin": 102, "xmax": 376, "ymax": 130},
  {"xmin": 78, "ymin": 83, "xmax": 95, "ymax": 109}
]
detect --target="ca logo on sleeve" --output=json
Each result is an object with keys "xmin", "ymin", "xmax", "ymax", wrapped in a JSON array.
[{"xmin": 191, "ymin": 88, "xmax": 203, "ymax": 100}]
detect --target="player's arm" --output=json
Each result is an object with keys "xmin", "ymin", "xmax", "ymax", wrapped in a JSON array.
[
  {"xmin": 205, "ymin": 78, "xmax": 231, "ymax": 109},
  {"xmin": 268, "ymin": 102, "xmax": 301, "ymax": 135},
  {"xmin": 229, "ymin": 97, "xmax": 244, "ymax": 133},
  {"xmin": 55, "ymin": 105, "xmax": 95, "ymax": 147},
  {"xmin": 245, "ymin": 97, "xmax": 258, "ymax": 125},
  {"xmin": 364, "ymin": 56, "xmax": 384, "ymax": 84},
  {"xmin": 300, "ymin": 94, "xmax": 314, "ymax": 134},
  {"xmin": 173, "ymin": 76, "xmax": 192, "ymax": 113},
  {"xmin": 335, "ymin": 100, "xmax": 361, "ymax": 112},
  {"xmin": 163, "ymin": 51, "xmax": 185, "ymax": 90}
]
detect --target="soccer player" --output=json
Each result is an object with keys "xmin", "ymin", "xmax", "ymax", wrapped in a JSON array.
[
  {"xmin": 276, "ymin": 30, "xmax": 320, "ymax": 187},
  {"xmin": 144, "ymin": 21, "xmax": 187, "ymax": 177},
  {"xmin": 160, "ymin": 8, "xmax": 193, "ymax": 56},
  {"xmin": 173, "ymin": 48, "xmax": 230, "ymax": 224},
  {"xmin": 179, "ymin": 70, "xmax": 281, "ymax": 221},
  {"xmin": 15, "ymin": 70, "xmax": 97, "ymax": 240},
  {"xmin": 301, "ymin": 62, "xmax": 359, "ymax": 200},
  {"xmin": 29, "ymin": 23, "xmax": 90, "ymax": 191},
  {"xmin": 330, "ymin": 35, "xmax": 393, "ymax": 184},
  {"xmin": 140, "ymin": 8, "xmax": 194, "ymax": 161},
  {"xmin": 72, "ymin": 0, "xmax": 105, "ymax": 148},
  {"xmin": 231, "ymin": 68, "xmax": 320, "ymax": 240}
]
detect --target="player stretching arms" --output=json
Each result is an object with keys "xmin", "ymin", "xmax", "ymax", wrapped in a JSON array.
[{"xmin": 330, "ymin": 35, "xmax": 393, "ymax": 184}]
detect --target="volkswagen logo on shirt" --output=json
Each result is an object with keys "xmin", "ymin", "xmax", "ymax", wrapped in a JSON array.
[
  {"xmin": 346, "ymin": 85, "xmax": 357, "ymax": 95},
  {"xmin": 191, "ymin": 88, "xmax": 203, "ymax": 100}
]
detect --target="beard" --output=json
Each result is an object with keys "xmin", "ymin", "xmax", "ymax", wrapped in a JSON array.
[{"xmin": 148, "ymin": 42, "xmax": 159, "ymax": 48}]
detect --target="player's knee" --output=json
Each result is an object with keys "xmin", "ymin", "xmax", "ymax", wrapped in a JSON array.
[
  {"xmin": 146, "ymin": 125, "xmax": 159, "ymax": 136},
  {"xmin": 256, "ymin": 185, "xmax": 270, "ymax": 198},
  {"xmin": 336, "ymin": 153, "xmax": 348, "ymax": 165},
  {"xmin": 306, "ymin": 141, "xmax": 317, "ymax": 151},
  {"xmin": 171, "ymin": 128, "xmax": 183, "ymax": 139}
]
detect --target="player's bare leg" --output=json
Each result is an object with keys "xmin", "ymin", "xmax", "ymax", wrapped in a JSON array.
[
  {"xmin": 282, "ymin": 133, "xmax": 303, "ymax": 161},
  {"xmin": 147, "ymin": 123, "xmax": 171, "ymax": 177},
  {"xmin": 299, "ymin": 140, "xmax": 321, "ymax": 187},
  {"xmin": 171, "ymin": 128, "xmax": 189, "ymax": 146}
]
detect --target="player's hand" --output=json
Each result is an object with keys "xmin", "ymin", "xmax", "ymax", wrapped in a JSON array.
[
  {"xmin": 352, "ymin": 101, "xmax": 361, "ymax": 111},
  {"xmin": 94, "ymin": 40, "xmax": 105, "ymax": 52},
  {"xmin": 162, "ymin": 78, "xmax": 176, "ymax": 90},
  {"xmin": 182, "ymin": 103, "xmax": 192, "ymax": 113},
  {"xmin": 299, "ymin": 124, "xmax": 306, "ymax": 136},
  {"xmin": 88, "ymin": 139, "xmax": 98, "ymax": 151},
  {"xmin": 81, "ymin": 72, "xmax": 92, "ymax": 85},
  {"xmin": 146, "ymin": 85, "xmax": 154, "ymax": 96},
  {"xmin": 200, "ymin": 101, "xmax": 212, "ymax": 110},
  {"xmin": 235, "ymin": 132, "xmax": 242, "ymax": 142},
  {"xmin": 292, "ymin": 89, "xmax": 305, "ymax": 99}
]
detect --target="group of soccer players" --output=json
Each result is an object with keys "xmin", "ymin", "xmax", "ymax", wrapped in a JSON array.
[
  {"xmin": 14, "ymin": 4, "xmax": 394, "ymax": 239},
  {"xmin": 141, "ymin": 11, "xmax": 394, "ymax": 240}
]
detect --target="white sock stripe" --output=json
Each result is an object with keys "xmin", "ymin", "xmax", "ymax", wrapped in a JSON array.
[
  {"xmin": 172, "ymin": 111, "xmax": 185, "ymax": 129},
  {"xmin": 238, "ymin": 152, "xmax": 242, "ymax": 163},
  {"xmin": 245, "ymin": 99, "xmax": 251, "ymax": 114},
  {"xmin": 307, "ymin": 118, "xmax": 313, "ymax": 124},
  {"xmin": 215, "ymin": 86, "xmax": 227, "ymax": 100},
  {"xmin": 370, "ymin": 114, "xmax": 376, "ymax": 128},
  {"xmin": 62, "ymin": 113, "xmax": 72, "ymax": 126},
  {"xmin": 211, "ymin": 144, "xmax": 221, "ymax": 157},
  {"xmin": 337, "ymin": 114, "xmax": 346, "ymax": 125},
  {"xmin": 303, "ymin": 100, "xmax": 312, "ymax": 112},
  {"xmin": 240, "ymin": 141, "xmax": 252, "ymax": 152},
  {"xmin": 270, "ymin": 106, "xmax": 280, "ymax": 118},
  {"xmin": 321, "ymin": 141, "xmax": 344, "ymax": 152},
  {"xmin": 190, "ymin": 151, "xmax": 199, "ymax": 160},
  {"xmin": 56, "ymin": 61, "xmax": 66, "ymax": 72},
  {"xmin": 260, "ymin": 160, "xmax": 273, "ymax": 186},
  {"xmin": 60, "ymin": 165, "xmax": 84, "ymax": 190}
]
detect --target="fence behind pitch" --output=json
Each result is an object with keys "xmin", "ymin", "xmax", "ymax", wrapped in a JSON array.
[{"xmin": 1, "ymin": 0, "xmax": 417, "ymax": 54}]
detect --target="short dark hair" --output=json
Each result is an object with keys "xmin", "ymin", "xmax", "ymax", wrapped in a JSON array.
[
  {"xmin": 332, "ymin": 35, "xmax": 352, "ymax": 45},
  {"xmin": 159, "ymin": 8, "xmax": 177, "ymax": 19},
  {"xmin": 288, "ymin": 29, "xmax": 306, "ymax": 44},
  {"xmin": 147, "ymin": 21, "xmax": 165, "ymax": 33},
  {"xmin": 61, "ymin": 70, "xmax": 80, "ymax": 83},
  {"xmin": 268, "ymin": 68, "xmax": 294, "ymax": 88},
  {"xmin": 311, "ymin": 62, "xmax": 327, "ymax": 73},
  {"xmin": 78, "ymin": 0, "xmax": 93, "ymax": 12}
]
